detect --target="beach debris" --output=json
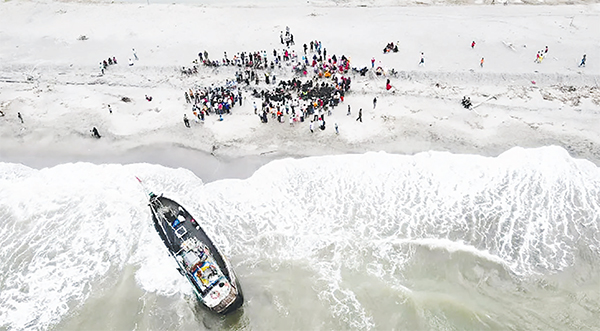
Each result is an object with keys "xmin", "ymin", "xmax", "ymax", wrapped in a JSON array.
[{"xmin": 502, "ymin": 41, "xmax": 516, "ymax": 51}]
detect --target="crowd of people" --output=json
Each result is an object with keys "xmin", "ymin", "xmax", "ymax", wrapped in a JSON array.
[
  {"xmin": 99, "ymin": 56, "xmax": 118, "ymax": 75},
  {"xmin": 171, "ymin": 29, "xmax": 591, "ymax": 136},
  {"xmin": 182, "ymin": 28, "xmax": 364, "ymax": 130},
  {"xmin": 251, "ymin": 74, "xmax": 351, "ymax": 126},
  {"xmin": 280, "ymin": 26, "xmax": 295, "ymax": 47},
  {"xmin": 461, "ymin": 96, "xmax": 472, "ymax": 109},
  {"xmin": 178, "ymin": 31, "xmax": 359, "ymax": 134},
  {"xmin": 383, "ymin": 42, "xmax": 399, "ymax": 54},
  {"xmin": 183, "ymin": 81, "xmax": 243, "ymax": 124}
]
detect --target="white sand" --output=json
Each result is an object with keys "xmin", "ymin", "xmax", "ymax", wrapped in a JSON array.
[{"xmin": 0, "ymin": 0, "xmax": 599, "ymax": 166}]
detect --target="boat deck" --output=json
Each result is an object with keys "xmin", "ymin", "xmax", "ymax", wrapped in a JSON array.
[{"xmin": 150, "ymin": 196, "xmax": 231, "ymax": 281}]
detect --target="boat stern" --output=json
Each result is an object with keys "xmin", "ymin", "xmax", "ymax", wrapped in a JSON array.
[{"xmin": 200, "ymin": 279, "xmax": 243, "ymax": 314}]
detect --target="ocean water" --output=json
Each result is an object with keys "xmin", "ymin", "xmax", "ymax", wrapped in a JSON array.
[{"xmin": 0, "ymin": 146, "xmax": 599, "ymax": 330}]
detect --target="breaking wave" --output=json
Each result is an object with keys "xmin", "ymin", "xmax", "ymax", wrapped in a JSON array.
[{"xmin": 0, "ymin": 146, "xmax": 599, "ymax": 330}]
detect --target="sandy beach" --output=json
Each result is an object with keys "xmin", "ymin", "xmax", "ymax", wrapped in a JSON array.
[{"xmin": 1, "ymin": 0, "xmax": 599, "ymax": 171}]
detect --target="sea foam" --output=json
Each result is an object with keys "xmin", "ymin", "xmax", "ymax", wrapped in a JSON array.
[{"xmin": 0, "ymin": 146, "xmax": 598, "ymax": 330}]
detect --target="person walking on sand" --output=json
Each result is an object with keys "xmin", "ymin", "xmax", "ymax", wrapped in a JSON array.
[
  {"xmin": 17, "ymin": 112, "xmax": 23, "ymax": 123},
  {"xmin": 108, "ymin": 105, "xmax": 112, "ymax": 114},
  {"xmin": 133, "ymin": 48, "xmax": 138, "ymax": 60},
  {"xmin": 356, "ymin": 108, "xmax": 362, "ymax": 122},
  {"xmin": 579, "ymin": 54, "xmax": 586, "ymax": 67},
  {"xmin": 373, "ymin": 97, "xmax": 377, "ymax": 109},
  {"xmin": 183, "ymin": 114, "xmax": 190, "ymax": 128},
  {"xmin": 335, "ymin": 123, "xmax": 339, "ymax": 134},
  {"xmin": 419, "ymin": 52, "xmax": 425, "ymax": 66},
  {"xmin": 471, "ymin": 41, "xmax": 476, "ymax": 48},
  {"xmin": 310, "ymin": 121, "xmax": 314, "ymax": 133},
  {"xmin": 480, "ymin": 57, "xmax": 484, "ymax": 67},
  {"xmin": 371, "ymin": 57, "xmax": 375, "ymax": 68},
  {"xmin": 347, "ymin": 104, "xmax": 351, "ymax": 116}
]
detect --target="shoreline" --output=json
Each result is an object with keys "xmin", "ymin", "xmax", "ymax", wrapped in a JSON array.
[
  {"xmin": 2, "ymin": 134, "xmax": 598, "ymax": 184},
  {"xmin": 0, "ymin": 143, "xmax": 282, "ymax": 183}
]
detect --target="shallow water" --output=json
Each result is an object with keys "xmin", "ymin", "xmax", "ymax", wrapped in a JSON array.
[
  {"xmin": 0, "ymin": 146, "xmax": 599, "ymax": 330},
  {"xmin": 0, "ymin": 144, "xmax": 276, "ymax": 184}
]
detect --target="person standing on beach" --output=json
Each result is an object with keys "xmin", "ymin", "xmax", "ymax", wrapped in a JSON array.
[
  {"xmin": 373, "ymin": 97, "xmax": 377, "ymax": 109},
  {"xmin": 17, "ymin": 112, "xmax": 23, "ymax": 123},
  {"xmin": 579, "ymin": 54, "xmax": 586, "ymax": 67},
  {"xmin": 108, "ymin": 105, "xmax": 112, "ymax": 114},
  {"xmin": 183, "ymin": 114, "xmax": 190, "ymax": 128},
  {"xmin": 356, "ymin": 108, "xmax": 362, "ymax": 122},
  {"xmin": 91, "ymin": 127, "xmax": 101, "ymax": 138},
  {"xmin": 335, "ymin": 123, "xmax": 339, "ymax": 134},
  {"xmin": 347, "ymin": 104, "xmax": 351, "ymax": 116},
  {"xmin": 133, "ymin": 48, "xmax": 138, "ymax": 60},
  {"xmin": 419, "ymin": 52, "xmax": 425, "ymax": 66},
  {"xmin": 480, "ymin": 57, "xmax": 484, "ymax": 67},
  {"xmin": 371, "ymin": 57, "xmax": 375, "ymax": 68},
  {"xmin": 471, "ymin": 41, "xmax": 476, "ymax": 48},
  {"xmin": 309, "ymin": 121, "xmax": 314, "ymax": 133}
]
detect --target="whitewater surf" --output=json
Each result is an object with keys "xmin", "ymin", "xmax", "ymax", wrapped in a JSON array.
[{"xmin": 0, "ymin": 146, "xmax": 599, "ymax": 330}]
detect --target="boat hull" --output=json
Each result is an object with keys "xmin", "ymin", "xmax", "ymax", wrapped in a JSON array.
[{"xmin": 148, "ymin": 195, "xmax": 243, "ymax": 314}]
